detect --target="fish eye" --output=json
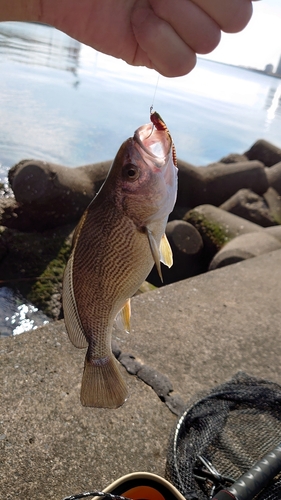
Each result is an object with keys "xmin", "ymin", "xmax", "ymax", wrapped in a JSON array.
[{"xmin": 123, "ymin": 163, "xmax": 139, "ymax": 182}]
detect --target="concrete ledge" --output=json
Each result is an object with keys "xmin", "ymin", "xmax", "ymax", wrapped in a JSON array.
[{"xmin": 1, "ymin": 250, "xmax": 281, "ymax": 499}]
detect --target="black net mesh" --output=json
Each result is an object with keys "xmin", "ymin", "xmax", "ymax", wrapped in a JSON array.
[{"xmin": 165, "ymin": 372, "xmax": 281, "ymax": 500}]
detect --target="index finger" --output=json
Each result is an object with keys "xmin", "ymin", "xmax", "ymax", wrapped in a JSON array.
[{"xmin": 191, "ymin": 0, "xmax": 253, "ymax": 33}]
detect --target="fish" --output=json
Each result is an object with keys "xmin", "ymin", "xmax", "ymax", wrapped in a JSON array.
[{"xmin": 62, "ymin": 111, "xmax": 178, "ymax": 408}]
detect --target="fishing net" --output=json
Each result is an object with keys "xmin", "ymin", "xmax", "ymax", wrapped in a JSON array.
[{"xmin": 165, "ymin": 372, "xmax": 281, "ymax": 500}]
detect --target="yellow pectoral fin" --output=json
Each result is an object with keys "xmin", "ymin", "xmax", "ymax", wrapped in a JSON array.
[
  {"xmin": 160, "ymin": 233, "xmax": 173, "ymax": 268},
  {"xmin": 146, "ymin": 228, "xmax": 163, "ymax": 282},
  {"xmin": 115, "ymin": 299, "xmax": 131, "ymax": 333}
]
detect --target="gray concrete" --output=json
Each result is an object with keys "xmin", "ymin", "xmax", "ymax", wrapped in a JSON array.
[
  {"xmin": 266, "ymin": 162, "xmax": 281, "ymax": 194},
  {"xmin": 177, "ymin": 159, "xmax": 268, "ymax": 207},
  {"xmin": 1, "ymin": 250, "xmax": 281, "ymax": 499}
]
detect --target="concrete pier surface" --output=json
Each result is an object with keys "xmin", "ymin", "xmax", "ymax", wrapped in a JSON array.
[{"xmin": 1, "ymin": 250, "xmax": 281, "ymax": 500}]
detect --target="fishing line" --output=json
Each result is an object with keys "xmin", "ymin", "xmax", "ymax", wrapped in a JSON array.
[
  {"xmin": 150, "ymin": 72, "xmax": 160, "ymax": 115},
  {"xmin": 146, "ymin": 73, "xmax": 160, "ymax": 139}
]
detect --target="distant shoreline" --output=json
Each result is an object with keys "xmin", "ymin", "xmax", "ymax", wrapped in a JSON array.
[
  {"xmin": 242, "ymin": 64, "xmax": 281, "ymax": 79},
  {"xmin": 199, "ymin": 56, "xmax": 281, "ymax": 80}
]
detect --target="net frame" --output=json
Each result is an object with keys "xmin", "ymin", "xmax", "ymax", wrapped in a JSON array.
[{"xmin": 165, "ymin": 373, "xmax": 281, "ymax": 500}]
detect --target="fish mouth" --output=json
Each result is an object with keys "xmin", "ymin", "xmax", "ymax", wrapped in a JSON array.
[{"xmin": 133, "ymin": 112, "xmax": 173, "ymax": 163}]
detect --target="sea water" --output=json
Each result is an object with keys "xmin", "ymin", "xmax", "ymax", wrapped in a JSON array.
[{"xmin": 0, "ymin": 21, "xmax": 281, "ymax": 336}]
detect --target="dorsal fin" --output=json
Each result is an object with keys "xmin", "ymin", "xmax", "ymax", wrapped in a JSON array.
[
  {"xmin": 62, "ymin": 254, "xmax": 88, "ymax": 348},
  {"xmin": 72, "ymin": 209, "xmax": 88, "ymax": 247}
]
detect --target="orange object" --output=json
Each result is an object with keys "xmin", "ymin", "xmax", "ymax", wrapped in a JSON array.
[
  {"xmin": 93, "ymin": 472, "xmax": 186, "ymax": 500},
  {"xmin": 122, "ymin": 485, "xmax": 165, "ymax": 500}
]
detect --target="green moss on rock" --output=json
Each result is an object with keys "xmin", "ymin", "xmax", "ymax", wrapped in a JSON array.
[
  {"xmin": 27, "ymin": 236, "xmax": 72, "ymax": 317},
  {"xmin": 0, "ymin": 224, "xmax": 74, "ymax": 318},
  {"xmin": 185, "ymin": 210, "xmax": 231, "ymax": 252}
]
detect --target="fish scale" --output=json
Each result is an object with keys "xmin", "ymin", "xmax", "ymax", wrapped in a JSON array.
[
  {"xmin": 73, "ymin": 208, "xmax": 153, "ymax": 313},
  {"xmin": 63, "ymin": 111, "xmax": 178, "ymax": 408}
]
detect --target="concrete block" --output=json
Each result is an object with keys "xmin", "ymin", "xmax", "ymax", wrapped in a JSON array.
[
  {"xmin": 220, "ymin": 188, "xmax": 275, "ymax": 227},
  {"xmin": 209, "ymin": 232, "xmax": 281, "ymax": 270},
  {"xmin": 245, "ymin": 139, "xmax": 281, "ymax": 167},
  {"xmin": 184, "ymin": 204, "xmax": 263, "ymax": 256}
]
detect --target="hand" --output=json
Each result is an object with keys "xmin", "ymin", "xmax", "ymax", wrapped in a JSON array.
[{"xmin": 1, "ymin": 0, "xmax": 257, "ymax": 77}]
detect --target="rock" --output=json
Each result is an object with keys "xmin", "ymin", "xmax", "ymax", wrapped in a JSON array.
[
  {"xmin": 265, "ymin": 225, "xmax": 281, "ymax": 242},
  {"xmin": 169, "ymin": 205, "xmax": 191, "ymax": 222},
  {"xmin": 165, "ymin": 220, "xmax": 204, "ymax": 280},
  {"xmin": 209, "ymin": 232, "xmax": 281, "ymax": 270},
  {"xmin": 0, "ymin": 196, "xmax": 19, "ymax": 228},
  {"xmin": 111, "ymin": 339, "xmax": 122, "ymax": 359},
  {"xmin": 177, "ymin": 159, "xmax": 268, "ymax": 207},
  {"xmin": 220, "ymin": 188, "xmax": 276, "ymax": 227},
  {"xmin": 137, "ymin": 365, "xmax": 173, "ymax": 400},
  {"xmin": 166, "ymin": 220, "xmax": 203, "ymax": 256},
  {"xmin": 198, "ymin": 160, "xmax": 268, "ymax": 206},
  {"xmin": 219, "ymin": 153, "xmax": 249, "ymax": 164},
  {"xmin": 245, "ymin": 139, "xmax": 281, "ymax": 167},
  {"xmin": 263, "ymin": 188, "xmax": 281, "ymax": 225},
  {"xmin": 114, "ymin": 342, "xmax": 183, "ymax": 415},
  {"xmin": 8, "ymin": 159, "xmax": 111, "ymax": 203},
  {"xmin": 0, "ymin": 224, "xmax": 74, "ymax": 319},
  {"xmin": 184, "ymin": 204, "xmax": 263, "ymax": 257},
  {"xmin": 119, "ymin": 353, "xmax": 143, "ymax": 375},
  {"xmin": 176, "ymin": 159, "xmax": 200, "ymax": 207},
  {"xmin": 0, "ymin": 225, "xmax": 8, "ymax": 261},
  {"xmin": 265, "ymin": 162, "xmax": 281, "ymax": 195},
  {"xmin": 164, "ymin": 393, "xmax": 186, "ymax": 416},
  {"xmin": 0, "ymin": 195, "xmax": 48, "ymax": 232},
  {"xmin": 7, "ymin": 159, "xmax": 112, "ymax": 230}
]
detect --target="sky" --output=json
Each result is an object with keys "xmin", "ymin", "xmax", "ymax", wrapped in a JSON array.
[{"xmin": 202, "ymin": 0, "xmax": 281, "ymax": 71}]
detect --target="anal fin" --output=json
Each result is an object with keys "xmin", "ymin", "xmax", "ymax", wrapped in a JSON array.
[{"xmin": 115, "ymin": 299, "xmax": 131, "ymax": 333}]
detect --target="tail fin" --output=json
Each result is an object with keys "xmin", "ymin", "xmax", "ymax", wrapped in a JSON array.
[{"xmin": 80, "ymin": 354, "xmax": 128, "ymax": 408}]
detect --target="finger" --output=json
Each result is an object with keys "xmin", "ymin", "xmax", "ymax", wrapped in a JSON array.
[
  {"xmin": 191, "ymin": 0, "xmax": 253, "ymax": 33},
  {"xmin": 150, "ymin": 0, "xmax": 221, "ymax": 55},
  {"xmin": 131, "ymin": 5, "xmax": 197, "ymax": 77}
]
